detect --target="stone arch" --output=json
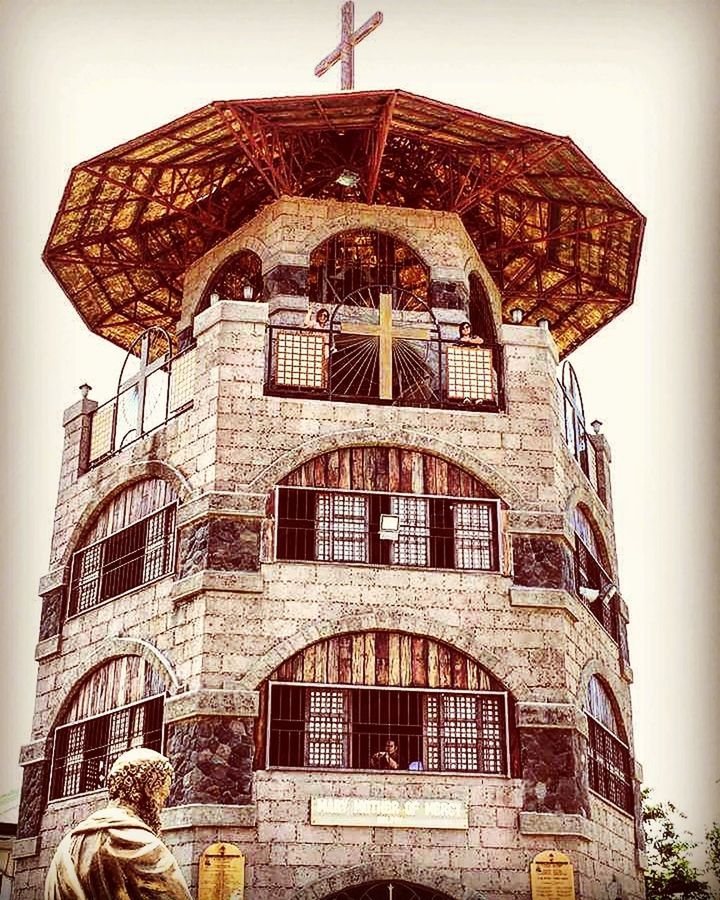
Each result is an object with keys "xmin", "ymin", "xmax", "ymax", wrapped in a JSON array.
[
  {"xmin": 576, "ymin": 657, "xmax": 633, "ymax": 750},
  {"xmin": 238, "ymin": 612, "xmax": 528, "ymax": 701},
  {"xmin": 565, "ymin": 486, "xmax": 616, "ymax": 577},
  {"xmin": 44, "ymin": 636, "xmax": 180, "ymax": 751},
  {"xmin": 57, "ymin": 460, "xmax": 192, "ymax": 570},
  {"xmin": 291, "ymin": 858, "xmax": 476, "ymax": 900},
  {"xmin": 246, "ymin": 426, "xmax": 522, "ymax": 507},
  {"xmin": 196, "ymin": 247, "xmax": 264, "ymax": 315}
]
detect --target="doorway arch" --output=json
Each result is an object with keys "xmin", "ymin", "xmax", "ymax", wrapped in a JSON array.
[{"xmin": 322, "ymin": 881, "xmax": 456, "ymax": 900}]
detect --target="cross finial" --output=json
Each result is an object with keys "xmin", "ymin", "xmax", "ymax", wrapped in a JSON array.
[{"xmin": 315, "ymin": 1, "xmax": 383, "ymax": 91}]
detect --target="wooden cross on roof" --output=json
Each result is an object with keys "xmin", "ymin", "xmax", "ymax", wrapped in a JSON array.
[{"xmin": 315, "ymin": 1, "xmax": 383, "ymax": 91}]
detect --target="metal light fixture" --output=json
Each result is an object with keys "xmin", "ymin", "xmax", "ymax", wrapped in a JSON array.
[
  {"xmin": 379, "ymin": 513, "xmax": 400, "ymax": 541},
  {"xmin": 591, "ymin": 419, "xmax": 603, "ymax": 434},
  {"xmin": 537, "ymin": 317, "xmax": 550, "ymax": 330},
  {"xmin": 336, "ymin": 169, "xmax": 361, "ymax": 188},
  {"xmin": 242, "ymin": 282, "xmax": 255, "ymax": 301},
  {"xmin": 510, "ymin": 308, "xmax": 524, "ymax": 324},
  {"xmin": 79, "ymin": 383, "xmax": 92, "ymax": 399}
]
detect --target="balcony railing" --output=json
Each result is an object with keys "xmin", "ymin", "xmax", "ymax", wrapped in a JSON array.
[
  {"xmin": 587, "ymin": 716, "xmax": 633, "ymax": 814},
  {"xmin": 265, "ymin": 325, "xmax": 501, "ymax": 410},
  {"xmin": 575, "ymin": 538, "xmax": 629, "ymax": 666},
  {"xmin": 88, "ymin": 345, "xmax": 195, "ymax": 467},
  {"xmin": 68, "ymin": 503, "xmax": 177, "ymax": 615}
]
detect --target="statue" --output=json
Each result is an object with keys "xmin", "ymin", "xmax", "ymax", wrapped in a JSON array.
[{"xmin": 45, "ymin": 747, "xmax": 192, "ymax": 900}]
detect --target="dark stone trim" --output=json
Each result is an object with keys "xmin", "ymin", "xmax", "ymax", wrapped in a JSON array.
[
  {"xmin": 39, "ymin": 587, "xmax": 64, "ymax": 641},
  {"xmin": 166, "ymin": 716, "xmax": 254, "ymax": 806},
  {"xmin": 512, "ymin": 534, "xmax": 575, "ymax": 591},
  {"xmin": 520, "ymin": 726, "xmax": 590, "ymax": 817},
  {"xmin": 17, "ymin": 760, "xmax": 47, "ymax": 839},
  {"xmin": 264, "ymin": 264, "xmax": 308, "ymax": 298},
  {"xmin": 177, "ymin": 516, "xmax": 261, "ymax": 577},
  {"xmin": 428, "ymin": 280, "xmax": 468, "ymax": 310}
]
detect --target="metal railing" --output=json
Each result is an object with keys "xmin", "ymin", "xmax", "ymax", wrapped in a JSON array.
[
  {"xmin": 88, "ymin": 345, "xmax": 195, "ymax": 466},
  {"xmin": 275, "ymin": 486, "xmax": 501, "ymax": 572},
  {"xmin": 575, "ymin": 538, "xmax": 629, "ymax": 666},
  {"xmin": 587, "ymin": 716, "xmax": 633, "ymax": 814},
  {"xmin": 68, "ymin": 503, "xmax": 177, "ymax": 615},
  {"xmin": 265, "ymin": 325, "xmax": 501, "ymax": 410}
]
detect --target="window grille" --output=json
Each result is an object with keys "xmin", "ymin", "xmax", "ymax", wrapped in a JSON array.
[
  {"xmin": 316, "ymin": 493, "xmax": 369, "ymax": 563},
  {"xmin": 51, "ymin": 695, "xmax": 164, "ymax": 800},
  {"xmin": 559, "ymin": 361, "xmax": 600, "ymax": 494},
  {"xmin": 277, "ymin": 487, "xmax": 499, "ymax": 572},
  {"xmin": 445, "ymin": 346, "xmax": 494, "ymax": 403},
  {"xmin": 274, "ymin": 330, "xmax": 328, "ymax": 389},
  {"xmin": 69, "ymin": 503, "xmax": 177, "ymax": 615},
  {"xmin": 390, "ymin": 496, "xmax": 430, "ymax": 567},
  {"xmin": 587, "ymin": 718, "xmax": 632, "ymax": 813},
  {"xmin": 268, "ymin": 683, "xmax": 508, "ymax": 776}
]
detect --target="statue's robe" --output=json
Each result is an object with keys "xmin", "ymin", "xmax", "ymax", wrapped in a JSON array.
[{"xmin": 44, "ymin": 805, "xmax": 192, "ymax": 900}]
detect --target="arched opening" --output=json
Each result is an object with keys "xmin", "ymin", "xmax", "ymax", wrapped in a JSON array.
[
  {"xmin": 49, "ymin": 656, "xmax": 167, "ymax": 800},
  {"xmin": 308, "ymin": 230, "xmax": 429, "ymax": 307},
  {"xmin": 197, "ymin": 249, "xmax": 263, "ymax": 314},
  {"xmin": 68, "ymin": 478, "xmax": 178, "ymax": 616},
  {"xmin": 256, "ymin": 630, "xmax": 517, "ymax": 777},
  {"xmin": 273, "ymin": 446, "xmax": 502, "ymax": 572},
  {"xmin": 322, "ymin": 881, "xmax": 455, "ymax": 900},
  {"xmin": 559, "ymin": 361, "xmax": 599, "ymax": 490},
  {"xmin": 584, "ymin": 675, "xmax": 632, "ymax": 813}
]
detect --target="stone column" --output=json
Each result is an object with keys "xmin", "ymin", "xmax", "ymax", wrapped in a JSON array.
[
  {"xmin": 59, "ymin": 393, "xmax": 98, "ymax": 487},
  {"xmin": 589, "ymin": 431, "xmax": 614, "ymax": 515}
]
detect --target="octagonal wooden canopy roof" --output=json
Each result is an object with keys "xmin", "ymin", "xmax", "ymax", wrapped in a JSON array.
[{"xmin": 44, "ymin": 89, "xmax": 644, "ymax": 357}]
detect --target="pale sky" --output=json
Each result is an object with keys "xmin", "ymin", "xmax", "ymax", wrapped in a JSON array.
[{"xmin": 0, "ymin": 0, "xmax": 718, "ymax": 860}]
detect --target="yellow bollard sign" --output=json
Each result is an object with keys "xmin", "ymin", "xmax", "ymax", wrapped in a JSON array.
[
  {"xmin": 198, "ymin": 843, "xmax": 245, "ymax": 900},
  {"xmin": 530, "ymin": 850, "xmax": 576, "ymax": 900}
]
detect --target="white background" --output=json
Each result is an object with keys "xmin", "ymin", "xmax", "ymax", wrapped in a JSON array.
[{"xmin": 0, "ymin": 0, "xmax": 718, "ymax": 864}]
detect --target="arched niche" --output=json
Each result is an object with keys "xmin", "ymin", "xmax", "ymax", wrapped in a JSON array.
[
  {"xmin": 49, "ymin": 655, "xmax": 167, "ymax": 801},
  {"xmin": 256, "ymin": 629, "xmax": 517, "ymax": 777},
  {"xmin": 196, "ymin": 248, "xmax": 263, "ymax": 315}
]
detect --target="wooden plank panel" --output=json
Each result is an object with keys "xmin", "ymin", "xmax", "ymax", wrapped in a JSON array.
[
  {"xmin": 364, "ymin": 633, "xmax": 376, "ymax": 686},
  {"xmin": 411, "ymin": 636, "xmax": 427, "ymax": 687},
  {"xmin": 351, "ymin": 447, "xmax": 364, "ymax": 490},
  {"xmin": 388, "ymin": 447, "xmax": 400, "ymax": 492},
  {"xmin": 388, "ymin": 632, "xmax": 401, "ymax": 685},
  {"xmin": 352, "ymin": 634, "xmax": 365, "ymax": 684},
  {"xmin": 303, "ymin": 644, "xmax": 316, "ymax": 682},
  {"xmin": 338, "ymin": 449, "xmax": 351, "ymax": 489},
  {"xmin": 313, "ymin": 456, "xmax": 325, "ymax": 486},
  {"xmin": 435, "ymin": 458, "xmax": 448, "ymax": 495},
  {"xmin": 467, "ymin": 661, "xmax": 479, "ymax": 691},
  {"xmin": 338, "ymin": 634, "xmax": 353, "ymax": 683},
  {"xmin": 363, "ymin": 448, "xmax": 375, "ymax": 491},
  {"xmin": 427, "ymin": 640, "xmax": 439, "ymax": 688},
  {"xmin": 399, "ymin": 452, "xmax": 413, "ymax": 493},
  {"xmin": 411, "ymin": 452, "xmax": 424, "ymax": 494},
  {"xmin": 375, "ymin": 631, "xmax": 389, "ymax": 685},
  {"xmin": 293, "ymin": 652, "xmax": 304, "ymax": 682},
  {"xmin": 327, "ymin": 636, "xmax": 339, "ymax": 683},
  {"xmin": 424, "ymin": 456, "xmax": 437, "ymax": 495},
  {"xmin": 452, "ymin": 650, "xmax": 468, "ymax": 689},
  {"xmin": 327, "ymin": 450, "xmax": 340, "ymax": 488},
  {"xmin": 375, "ymin": 448, "xmax": 389, "ymax": 493},
  {"xmin": 446, "ymin": 463, "xmax": 460, "ymax": 496},
  {"xmin": 438, "ymin": 642, "xmax": 452, "ymax": 688},
  {"xmin": 477, "ymin": 667, "xmax": 491, "ymax": 691},
  {"xmin": 399, "ymin": 634, "xmax": 412, "ymax": 686}
]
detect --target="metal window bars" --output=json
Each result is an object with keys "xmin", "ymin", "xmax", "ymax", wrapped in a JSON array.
[
  {"xmin": 575, "ymin": 536, "xmax": 630, "ymax": 666},
  {"xmin": 276, "ymin": 486, "xmax": 500, "ymax": 572},
  {"xmin": 50, "ymin": 694, "xmax": 164, "ymax": 800},
  {"xmin": 68, "ymin": 503, "xmax": 177, "ymax": 615},
  {"xmin": 268, "ymin": 682, "xmax": 509, "ymax": 776},
  {"xmin": 88, "ymin": 328, "xmax": 195, "ymax": 467},
  {"xmin": 558, "ymin": 361, "xmax": 600, "ymax": 495},
  {"xmin": 587, "ymin": 716, "xmax": 633, "ymax": 814}
]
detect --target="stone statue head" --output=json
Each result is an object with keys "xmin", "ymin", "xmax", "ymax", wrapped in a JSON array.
[{"xmin": 107, "ymin": 748, "xmax": 174, "ymax": 835}]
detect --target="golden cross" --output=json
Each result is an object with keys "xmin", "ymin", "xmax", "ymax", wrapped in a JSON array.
[
  {"xmin": 341, "ymin": 293, "xmax": 430, "ymax": 399},
  {"xmin": 314, "ymin": 1, "xmax": 383, "ymax": 91}
]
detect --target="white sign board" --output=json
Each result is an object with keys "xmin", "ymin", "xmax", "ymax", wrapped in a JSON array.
[{"xmin": 310, "ymin": 796, "xmax": 468, "ymax": 829}]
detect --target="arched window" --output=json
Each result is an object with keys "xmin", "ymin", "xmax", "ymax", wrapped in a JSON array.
[
  {"xmin": 50, "ymin": 656, "xmax": 166, "ymax": 800},
  {"xmin": 559, "ymin": 361, "xmax": 598, "ymax": 491},
  {"xmin": 584, "ymin": 676, "xmax": 632, "ymax": 813},
  {"xmin": 308, "ymin": 230, "xmax": 428, "ymax": 307},
  {"xmin": 68, "ymin": 479, "xmax": 178, "ymax": 616},
  {"xmin": 260, "ymin": 631, "xmax": 513, "ymax": 776},
  {"xmin": 275, "ymin": 447, "xmax": 501, "ymax": 572},
  {"xmin": 198, "ymin": 249, "xmax": 263, "ymax": 313}
]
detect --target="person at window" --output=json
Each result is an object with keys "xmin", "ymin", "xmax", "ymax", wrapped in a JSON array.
[
  {"xmin": 457, "ymin": 321, "xmax": 484, "ymax": 345},
  {"xmin": 370, "ymin": 739, "xmax": 401, "ymax": 770},
  {"xmin": 44, "ymin": 748, "xmax": 192, "ymax": 900},
  {"xmin": 316, "ymin": 308, "xmax": 330, "ymax": 328}
]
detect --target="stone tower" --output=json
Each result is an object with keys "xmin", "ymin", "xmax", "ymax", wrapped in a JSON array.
[{"xmin": 13, "ymin": 91, "xmax": 646, "ymax": 899}]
